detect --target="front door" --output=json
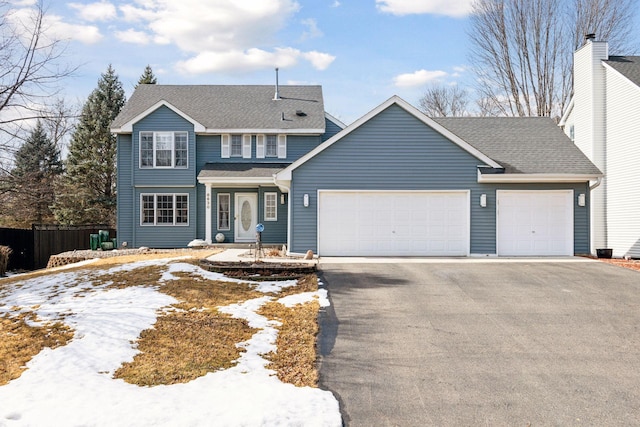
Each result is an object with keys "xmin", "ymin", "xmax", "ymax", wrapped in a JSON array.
[{"xmin": 235, "ymin": 193, "xmax": 258, "ymax": 242}]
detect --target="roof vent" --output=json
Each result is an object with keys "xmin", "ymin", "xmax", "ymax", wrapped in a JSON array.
[
  {"xmin": 585, "ymin": 33, "xmax": 596, "ymax": 41},
  {"xmin": 296, "ymin": 110, "xmax": 307, "ymax": 117},
  {"xmin": 273, "ymin": 68, "xmax": 280, "ymax": 101}
]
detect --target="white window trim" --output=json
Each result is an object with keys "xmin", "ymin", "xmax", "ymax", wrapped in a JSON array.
[
  {"xmin": 264, "ymin": 192, "xmax": 278, "ymax": 221},
  {"xmin": 139, "ymin": 131, "xmax": 188, "ymax": 169},
  {"xmin": 140, "ymin": 193, "xmax": 189, "ymax": 226},
  {"xmin": 217, "ymin": 193, "xmax": 231, "ymax": 231}
]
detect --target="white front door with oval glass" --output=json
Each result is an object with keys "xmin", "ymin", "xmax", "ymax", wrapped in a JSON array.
[{"xmin": 235, "ymin": 193, "xmax": 258, "ymax": 242}]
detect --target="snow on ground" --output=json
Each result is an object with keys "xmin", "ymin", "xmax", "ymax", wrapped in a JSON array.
[{"xmin": 0, "ymin": 259, "xmax": 341, "ymax": 427}]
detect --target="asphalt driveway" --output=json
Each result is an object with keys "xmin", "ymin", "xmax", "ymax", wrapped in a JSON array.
[{"xmin": 318, "ymin": 260, "xmax": 640, "ymax": 426}]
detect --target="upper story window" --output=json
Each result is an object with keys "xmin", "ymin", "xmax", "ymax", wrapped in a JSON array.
[
  {"xmin": 140, "ymin": 131, "xmax": 188, "ymax": 168},
  {"xmin": 230, "ymin": 135, "xmax": 243, "ymax": 157},
  {"xmin": 221, "ymin": 134, "xmax": 286, "ymax": 159}
]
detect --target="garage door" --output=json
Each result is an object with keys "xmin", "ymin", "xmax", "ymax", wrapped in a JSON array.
[
  {"xmin": 318, "ymin": 191, "xmax": 469, "ymax": 256},
  {"xmin": 497, "ymin": 190, "xmax": 573, "ymax": 256}
]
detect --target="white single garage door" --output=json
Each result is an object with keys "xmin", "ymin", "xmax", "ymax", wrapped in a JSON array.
[
  {"xmin": 318, "ymin": 191, "xmax": 469, "ymax": 256},
  {"xmin": 497, "ymin": 190, "xmax": 574, "ymax": 256}
]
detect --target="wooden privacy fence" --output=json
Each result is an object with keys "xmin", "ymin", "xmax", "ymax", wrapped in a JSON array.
[{"xmin": 0, "ymin": 224, "xmax": 116, "ymax": 271}]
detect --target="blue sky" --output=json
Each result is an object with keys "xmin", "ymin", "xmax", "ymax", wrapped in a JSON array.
[{"xmin": 8, "ymin": 0, "xmax": 640, "ymax": 124}]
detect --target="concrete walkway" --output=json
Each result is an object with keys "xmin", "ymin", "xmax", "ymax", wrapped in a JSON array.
[{"xmin": 207, "ymin": 249, "xmax": 596, "ymax": 265}]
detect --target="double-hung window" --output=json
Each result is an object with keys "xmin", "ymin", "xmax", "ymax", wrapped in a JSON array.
[
  {"xmin": 140, "ymin": 131, "xmax": 189, "ymax": 168},
  {"xmin": 217, "ymin": 193, "xmax": 230, "ymax": 230},
  {"xmin": 265, "ymin": 135, "xmax": 277, "ymax": 157},
  {"xmin": 264, "ymin": 192, "xmax": 277, "ymax": 221},
  {"xmin": 141, "ymin": 194, "xmax": 189, "ymax": 226},
  {"xmin": 230, "ymin": 135, "xmax": 243, "ymax": 157}
]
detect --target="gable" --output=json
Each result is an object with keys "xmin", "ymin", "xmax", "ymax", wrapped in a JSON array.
[{"xmin": 277, "ymin": 96, "xmax": 500, "ymax": 181}]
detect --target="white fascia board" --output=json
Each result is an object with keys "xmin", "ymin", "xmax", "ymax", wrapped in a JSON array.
[
  {"xmin": 200, "ymin": 128, "xmax": 324, "ymax": 135},
  {"xmin": 324, "ymin": 112, "xmax": 347, "ymax": 129},
  {"xmin": 276, "ymin": 95, "xmax": 502, "ymax": 181},
  {"xmin": 478, "ymin": 172, "xmax": 603, "ymax": 183},
  {"xmin": 602, "ymin": 62, "xmax": 640, "ymax": 95},
  {"xmin": 134, "ymin": 184, "xmax": 195, "ymax": 188},
  {"xmin": 558, "ymin": 97, "xmax": 574, "ymax": 127},
  {"xmin": 111, "ymin": 100, "xmax": 206, "ymax": 133},
  {"xmin": 196, "ymin": 177, "xmax": 274, "ymax": 186}
]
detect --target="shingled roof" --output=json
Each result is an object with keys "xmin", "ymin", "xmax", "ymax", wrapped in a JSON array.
[
  {"xmin": 432, "ymin": 117, "xmax": 602, "ymax": 175},
  {"xmin": 111, "ymin": 85, "xmax": 326, "ymax": 132},
  {"xmin": 605, "ymin": 56, "xmax": 640, "ymax": 87}
]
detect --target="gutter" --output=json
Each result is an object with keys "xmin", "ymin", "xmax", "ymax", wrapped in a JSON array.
[{"xmin": 590, "ymin": 176, "xmax": 603, "ymax": 190}]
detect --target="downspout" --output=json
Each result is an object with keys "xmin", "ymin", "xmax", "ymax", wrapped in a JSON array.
[{"xmin": 273, "ymin": 174, "xmax": 291, "ymax": 254}]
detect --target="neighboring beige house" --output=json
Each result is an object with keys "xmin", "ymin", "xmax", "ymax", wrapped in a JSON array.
[{"xmin": 560, "ymin": 35, "xmax": 640, "ymax": 257}]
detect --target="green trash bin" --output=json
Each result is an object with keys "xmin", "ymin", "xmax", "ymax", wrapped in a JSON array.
[
  {"xmin": 98, "ymin": 230, "xmax": 110, "ymax": 243},
  {"xmin": 111, "ymin": 238, "xmax": 117, "ymax": 249},
  {"xmin": 90, "ymin": 234, "xmax": 100, "ymax": 251}
]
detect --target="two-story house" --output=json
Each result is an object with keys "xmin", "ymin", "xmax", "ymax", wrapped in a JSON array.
[
  {"xmin": 113, "ymin": 86, "xmax": 600, "ymax": 257},
  {"xmin": 560, "ymin": 35, "xmax": 640, "ymax": 257},
  {"xmin": 111, "ymin": 84, "xmax": 344, "ymax": 249}
]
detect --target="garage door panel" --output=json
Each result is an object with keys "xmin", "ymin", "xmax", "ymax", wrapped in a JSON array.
[
  {"xmin": 319, "ymin": 191, "xmax": 469, "ymax": 256},
  {"xmin": 498, "ymin": 191, "xmax": 573, "ymax": 256}
]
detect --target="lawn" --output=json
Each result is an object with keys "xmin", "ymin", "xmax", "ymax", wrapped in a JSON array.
[{"xmin": 0, "ymin": 252, "xmax": 341, "ymax": 426}]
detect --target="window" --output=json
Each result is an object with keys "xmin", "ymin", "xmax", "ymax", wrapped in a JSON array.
[
  {"xmin": 139, "ymin": 132, "xmax": 189, "ymax": 168},
  {"xmin": 231, "ymin": 135, "xmax": 243, "ymax": 157},
  {"xmin": 140, "ymin": 194, "xmax": 189, "ymax": 226},
  {"xmin": 265, "ymin": 135, "xmax": 277, "ymax": 157},
  {"xmin": 265, "ymin": 192, "xmax": 277, "ymax": 221},
  {"xmin": 218, "ymin": 193, "xmax": 230, "ymax": 230}
]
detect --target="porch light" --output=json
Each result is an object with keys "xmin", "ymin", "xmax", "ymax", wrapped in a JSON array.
[
  {"xmin": 578, "ymin": 193, "xmax": 586, "ymax": 207},
  {"xmin": 281, "ymin": 194, "xmax": 286, "ymax": 205},
  {"xmin": 480, "ymin": 194, "xmax": 487, "ymax": 208},
  {"xmin": 303, "ymin": 194, "xmax": 309, "ymax": 207}
]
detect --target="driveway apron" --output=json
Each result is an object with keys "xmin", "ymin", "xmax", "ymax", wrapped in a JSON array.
[{"xmin": 318, "ymin": 261, "xmax": 640, "ymax": 426}]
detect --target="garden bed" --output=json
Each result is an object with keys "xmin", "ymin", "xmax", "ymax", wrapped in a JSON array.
[{"xmin": 199, "ymin": 259, "xmax": 316, "ymax": 280}]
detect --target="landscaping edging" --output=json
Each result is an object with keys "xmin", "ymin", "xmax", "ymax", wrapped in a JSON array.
[{"xmin": 199, "ymin": 259, "xmax": 317, "ymax": 281}]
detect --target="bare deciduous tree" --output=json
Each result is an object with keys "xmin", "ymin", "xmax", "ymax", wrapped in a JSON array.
[
  {"xmin": 419, "ymin": 84, "xmax": 469, "ymax": 117},
  {"xmin": 469, "ymin": 0, "xmax": 637, "ymax": 117},
  {"xmin": 0, "ymin": 1, "xmax": 75, "ymax": 160}
]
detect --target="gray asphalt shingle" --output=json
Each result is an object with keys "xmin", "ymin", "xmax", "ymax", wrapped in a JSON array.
[
  {"xmin": 433, "ymin": 117, "xmax": 601, "ymax": 175},
  {"xmin": 605, "ymin": 56, "xmax": 640, "ymax": 88},
  {"xmin": 112, "ymin": 85, "xmax": 325, "ymax": 131}
]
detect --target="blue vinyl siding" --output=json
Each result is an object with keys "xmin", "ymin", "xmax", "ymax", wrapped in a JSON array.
[
  {"xmin": 290, "ymin": 104, "xmax": 591, "ymax": 255},
  {"xmin": 201, "ymin": 134, "xmax": 322, "ymax": 163},
  {"xmin": 323, "ymin": 116, "xmax": 344, "ymax": 141},
  {"xmin": 132, "ymin": 106, "xmax": 196, "ymax": 186},
  {"xmin": 211, "ymin": 188, "xmax": 287, "ymax": 244},
  {"xmin": 116, "ymin": 134, "xmax": 134, "ymax": 246},
  {"xmin": 133, "ymin": 187, "xmax": 197, "ymax": 248}
]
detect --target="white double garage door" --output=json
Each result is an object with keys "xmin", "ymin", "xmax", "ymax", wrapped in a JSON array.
[{"xmin": 317, "ymin": 190, "xmax": 574, "ymax": 257}]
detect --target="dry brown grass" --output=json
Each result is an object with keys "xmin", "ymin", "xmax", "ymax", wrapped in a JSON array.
[
  {"xmin": 114, "ymin": 310, "xmax": 255, "ymax": 386},
  {"xmin": 258, "ymin": 299, "xmax": 320, "ymax": 387},
  {"xmin": 0, "ymin": 313, "xmax": 74, "ymax": 385},
  {"xmin": 0, "ymin": 253, "xmax": 324, "ymax": 389}
]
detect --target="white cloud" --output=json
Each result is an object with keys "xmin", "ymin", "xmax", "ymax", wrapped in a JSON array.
[
  {"xmin": 177, "ymin": 47, "xmax": 334, "ymax": 74},
  {"xmin": 376, "ymin": 0, "xmax": 473, "ymax": 17},
  {"xmin": 115, "ymin": 28, "xmax": 151, "ymax": 45},
  {"xmin": 302, "ymin": 51, "xmax": 335, "ymax": 70},
  {"xmin": 6, "ymin": 6, "xmax": 102, "ymax": 44},
  {"xmin": 393, "ymin": 69, "xmax": 447, "ymax": 87},
  {"xmin": 119, "ymin": 4, "xmax": 156, "ymax": 22},
  {"xmin": 68, "ymin": 1, "xmax": 117, "ymax": 22},
  {"xmin": 331, "ymin": 1, "xmax": 341, "ymax": 7},
  {"xmin": 300, "ymin": 18, "xmax": 323, "ymax": 40}
]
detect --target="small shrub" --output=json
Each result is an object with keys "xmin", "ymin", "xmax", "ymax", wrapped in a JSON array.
[{"xmin": 0, "ymin": 246, "xmax": 12, "ymax": 277}]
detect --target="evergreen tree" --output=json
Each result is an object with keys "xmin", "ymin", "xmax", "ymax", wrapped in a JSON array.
[
  {"xmin": 52, "ymin": 65, "xmax": 125, "ymax": 226},
  {"xmin": 5, "ymin": 121, "xmax": 63, "ymax": 225},
  {"xmin": 136, "ymin": 65, "xmax": 157, "ymax": 87}
]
